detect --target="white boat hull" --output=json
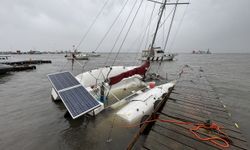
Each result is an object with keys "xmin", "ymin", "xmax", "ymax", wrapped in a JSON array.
[
  {"xmin": 50, "ymin": 66, "xmax": 175, "ymax": 120},
  {"xmin": 66, "ymin": 53, "xmax": 89, "ymax": 60},
  {"xmin": 51, "ymin": 66, "xmax": 138, "ymax": 99},
  {"xmin": 141, "ymin": 48, "xmax": 176, "ymax": 61},
  {"xmin": 116, "ymin": 81, "xmax": 175, "ymax": 123},
  {"xmin": 50, "ymin": 66, "xmax": 142, "ymax": 116},
  {"xmin": 67, "ymin": 57, "xmax": 88, "ymax": 60},
  {"xmin": 141, "ymin": 55, "xmax": 174, "ymax": 61}
]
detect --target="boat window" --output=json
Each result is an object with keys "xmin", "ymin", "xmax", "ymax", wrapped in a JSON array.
[
  {"xmin": 156, "ymin": 50, "xmax": 164, "ymax": 53},
  {"xmin": 142, "ymin": 51, "xmax": 149, "ymax": 57}
]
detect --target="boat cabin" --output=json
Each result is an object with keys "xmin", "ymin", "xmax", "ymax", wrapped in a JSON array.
[
  {"xmin": 141, "ymin": 47, "xmax": 165, "ymax": 58},
  {"xmin": 156, "ymin": 49, "xmax": 164, "ymax": 54}
]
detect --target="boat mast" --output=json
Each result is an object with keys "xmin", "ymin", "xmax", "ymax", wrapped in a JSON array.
[
  {"xmin": 149, "ymin": 0, "xmax": 167, "ymax": 57},
  {"xmin": 148, "ymin": 0, "xmax": 189, "ymax": 56}
]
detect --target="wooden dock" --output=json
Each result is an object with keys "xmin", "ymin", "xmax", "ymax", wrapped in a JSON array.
[
  {"xmin": 128, "ymin": 67, "xmax": 248, "ymax": 150},
  {"xmin": 0, "ymin": 59, "xmax": 51, "ymax": 74},
  {"xmin": 10, "ymin": 65, "xmax": 36, "ymax": 71},
  {"xmin": 1, "ymin": 60, "xmax": 51, "ymax": 65},
  {"xmin": 0, "ymin": 64, "xmax": 36, "ymax": 74}
]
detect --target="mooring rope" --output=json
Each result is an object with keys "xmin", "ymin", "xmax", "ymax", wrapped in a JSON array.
[{"xmin": 117, "ymin": 117, "xmax": 231, "ymax": 148}]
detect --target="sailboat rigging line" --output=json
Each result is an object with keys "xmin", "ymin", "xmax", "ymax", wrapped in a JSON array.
[
  {"xmin": 162, "ymin": 8, "xmax": 166, "ymax": 47},
  {"xmin": 134, "ymin": 2, "xmax": 158, "ymax": 63},
  {"xmin": 159, "ymin": 7, "xmax": 175, "ymax": 29},
  {"xmin": 93, "ymin": 0, "xmax": 138, "ymax": 83},
  {"xmin": 105, "ymin": 0, "xmax": 144, "ymax": 81},
  {"xmin": 150, "ymin": 0, "xmax": 167, "ymax": 52},
  {"xmin": 163, "ymin": 0, "xmax": 179, "ymax": 51},
  {"xmin": 74, "ymin": 59, "xmax": 84, "ymax": 67},
  {"xmin": 144, "ymin": 2, "xmax": 156, "ymax": 50},
  {"xmin": 75, "ymin": 0, "xmax": 110, "ymax": 50},
  {"xmin": 169, "ymin": 0, "xmax": 190, "ymax": 50},
  {"xmin": 126, "ymin": 1, "xmax": 156, "ymax": 63},
  {"xmin": 93, "ymin": 0, "xmax": 130, "ymax": 53},
  {"xmin": 59, "ymin": 60, "xmax": 70, "ymax": 72},
  {"xmin": 78, "ymin": 0, "xmax": 134, "ymax": 83},
  {"xmin": 155, "ymin": 7, "xmax": 176, "ymax": 74},
  {"xmin": 77, "ymin": 0, "xmax": 130, "ymax": 77},
  {"xmin": 106, "ymin": 115, "xmax": 117, "ymax": 143},
  {"xmin": 111, "ymin": 0, "xmax": 144, "ymax": 66},
  {"xmin": 127, "ymin": 1, "xmax": 148, "ymax": 55},
  {"xmin": 144, "ymin": 7, "xmax": 174, "ymax": 51},
  {"xmin": 104, "ymin": 0, "xmax": 139, "ymax": 67},
  {"xmin": 135, "ymin": 14, "xmax": 156, "ymax": 62}
]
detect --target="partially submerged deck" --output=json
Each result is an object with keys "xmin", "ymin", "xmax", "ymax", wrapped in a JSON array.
[{"xmin": 128, "ymin": 67, "xmax": 248, "ymax": 150}]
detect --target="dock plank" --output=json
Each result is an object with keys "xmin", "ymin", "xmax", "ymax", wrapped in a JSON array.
[
  {"xmin": 139, "ymin": 68, "xmax": 248, "ymax": 150},
  {"xmin": 156, "ymin": 115, "xmax": 248, "ymax": 150},
  {"xmin": 144, "ymin": 130, "xmax": 195, "ymax": 150}
]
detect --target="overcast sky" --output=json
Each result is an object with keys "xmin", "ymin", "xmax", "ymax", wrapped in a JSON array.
[{"xmin": 0, "ymin": 0, "xmax": 249, "ymax": 53}]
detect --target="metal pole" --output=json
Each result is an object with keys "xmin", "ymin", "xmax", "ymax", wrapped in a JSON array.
[
  {"xmin": 149, "ymin": 0, "xmax": 167, "ymax": 56},
  {"xmin": 163, "ymin": 0, "xmax": 179, "ymax": 51}
]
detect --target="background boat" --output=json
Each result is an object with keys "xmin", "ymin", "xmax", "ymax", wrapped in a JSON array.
[
  {"xmin": 141, "ymin": 47, "xmax": 176, "ymax": 61},
  {"xmin": 66, "ymin": 53, "xmax": 89, "ymax": 60},
  {"xmin": 87, "ymin": 51, "xmax": 101, "ymax": 57}
]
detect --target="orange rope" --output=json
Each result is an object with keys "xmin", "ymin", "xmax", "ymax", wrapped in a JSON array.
[
  {"xmin": 190, "ymin": 123, "xmax": 229, "ymax": 148},
  {"xmin": 119, "ymin": 118, "xmax": 230, "ymax": 148}
]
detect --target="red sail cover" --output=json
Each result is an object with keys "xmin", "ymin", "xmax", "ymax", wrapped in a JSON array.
[{"xmin": 108, "ymin": 61, "xmax": 150, "ymax": 85}]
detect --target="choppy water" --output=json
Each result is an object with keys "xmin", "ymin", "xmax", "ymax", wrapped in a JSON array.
[{"xmin": 0, "ymin": 53, "xmax": 249, "ymax": 149}]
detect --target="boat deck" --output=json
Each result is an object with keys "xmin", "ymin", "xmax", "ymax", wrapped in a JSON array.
[{"xmin": 128, "ymin": 67, "xmax": 248, "ymax": 150}]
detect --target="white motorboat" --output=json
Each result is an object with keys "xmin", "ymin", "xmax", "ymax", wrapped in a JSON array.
[
  {"xmin": 87, "ymin": 51, "xmax": 100, "ymax": 57},
  {"xmin": 141, "ymin": 47, "xmax": 176, "ymax": 61},
  {"xmin": 67, "ymin": 53, "xmax": 89, "ymax": 60},
  {"xmin": 0, "ymin": 55, "xmax": 11, "ymax": 63}
]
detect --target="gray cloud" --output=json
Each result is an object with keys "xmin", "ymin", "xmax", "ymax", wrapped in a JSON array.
[{"xmin": 0, "ymin": 0, "xmax": 249, "ymax": 53}]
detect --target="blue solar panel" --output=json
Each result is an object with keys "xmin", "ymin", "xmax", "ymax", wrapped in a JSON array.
[
  {"xmin": 47, "ymin": 71, "xmax": 101, "ymax": 119},
  {"xmin": 59, "ymin": 86, "xmax": 101, "ymax": 119},
  {"xmin": 48, "ymin": 71, "xmax": 80, "ymax": 91}
]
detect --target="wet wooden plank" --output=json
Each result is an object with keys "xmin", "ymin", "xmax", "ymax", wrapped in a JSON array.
[
  {"xmin": 160, "ymin": 109, "xmax": 241, "ymax": 134},
  {"xmin": 152, "ymin": 124, "xmax": 221, "ymax": 150},
  {"xmin": 144, "ymin": 130, "xmax": 195, "ymax": 150},
  {"xmin": 162, "ymin": 103, "xmax": 234, "ymax": 126},
  {"xmin": 167, "ymin": 98, "xmax": 230, "ymax": 116},
  {"xmin": 140, "ymin": 68, "xmax": 248, "ymax": 150},
  {"xmin": 169, "ymin": 95, "xmax": 224, "ymax": 110},
  {"xmin": 170, "ymin": 91, "xmax": 221, "ymax": 104},
  {"xmin": 166, "ymin": 100, "xmax": 230, "ymax": 120},
  {"xmin": 143, "ymin": 137, "xmax": 170, "ymax": 150},
  {"xmin": 154, "ymin": 116, "xmax": 248, "ymax": 150}
]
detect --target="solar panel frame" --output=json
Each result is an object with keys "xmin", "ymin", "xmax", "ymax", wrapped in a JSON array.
[
  {"xmin": 47, "ymin": 71, "xmax": 101, "ymax": 119},
  {"xmin": 58, "ymin": 86, "xmax": 101, "ymax": 119},
  {"xmin": 47, "ymin": 71, "xmax": 80, "ymax": 91}
]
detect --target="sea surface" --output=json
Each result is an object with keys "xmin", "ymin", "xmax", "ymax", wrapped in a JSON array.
[{"xmin": 0, "ymin": 53, "xmax": 249, "ymax": 149}]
